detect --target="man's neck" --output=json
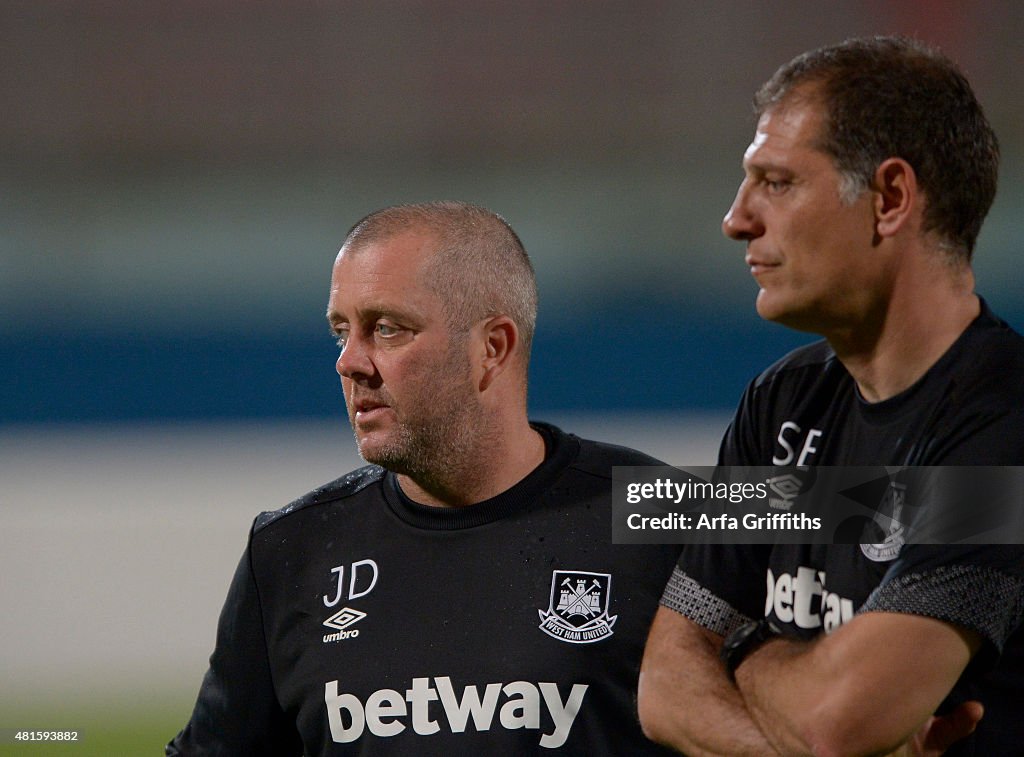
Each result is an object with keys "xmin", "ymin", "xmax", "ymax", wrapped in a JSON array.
[
  {"xmin": 828, "ymin": 283, "xmax": 979, "ymax": 403},
  {"xmin": 397, "ymin": 421, "xmax": 547, "ymax": 508}
]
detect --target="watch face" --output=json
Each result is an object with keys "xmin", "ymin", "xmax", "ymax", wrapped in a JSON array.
[
  {"xmin": 722, "ymin": 619, "xmax": 780, "ymax": 679},
  {"xmin": 727, "ymin": 619, "xmax": 762, "ymax": 649}
]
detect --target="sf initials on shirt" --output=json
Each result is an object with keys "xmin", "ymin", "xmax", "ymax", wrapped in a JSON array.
[{"xmin": 772, "ymin": 421, "xmax": 824, "ymax": 466}]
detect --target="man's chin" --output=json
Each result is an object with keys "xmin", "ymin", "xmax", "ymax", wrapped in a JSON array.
[
  {"xmin": 355, "ymin": 436, "xmax": 387, "ymax": 465},
  {"xmin": 755, "ymin": 294, "xmax": 821, "ymax": 334},
  {"xmin": 754, "ymin": 290, "xmax": 785, "ymax": 322},
  {"xmin": 355, "ymin": 434, "xmax": 408, "ymax": 471}
]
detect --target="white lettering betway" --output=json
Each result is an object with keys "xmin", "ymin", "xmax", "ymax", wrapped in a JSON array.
[
  {"xmin": 324, "ymin": 677, "xmax": 588, "ymax": 748},
  {"xmin": 766, "ymin": 566, "xmax": 854, "ymax": 632}
]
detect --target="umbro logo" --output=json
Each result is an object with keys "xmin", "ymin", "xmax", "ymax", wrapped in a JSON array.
[
  {"xmin": 321, "ymin": 559, "xmax": 377, "ymax": 643},
  {"xmin": 322, "ymin": 607, "xmax": 367, "ymax": 643}
]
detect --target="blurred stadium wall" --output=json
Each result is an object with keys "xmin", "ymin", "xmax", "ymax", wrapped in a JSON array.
[
  {"xmin": 1, "ymin": 1, "xmax": 1021, "ymax": 751},
  {"xmin": 3, "ymin": 1, "xmax": 1022, "ymax": 422}
]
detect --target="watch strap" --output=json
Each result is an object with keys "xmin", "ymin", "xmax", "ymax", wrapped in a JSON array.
[{"xmin": 720, "ymin": 618, "xmax": 782, "ymax": 681}]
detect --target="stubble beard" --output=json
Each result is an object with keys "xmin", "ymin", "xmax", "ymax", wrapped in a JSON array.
[{"xmin": 354, "ymin": 362, "xmax": 491, "ymax": 494}]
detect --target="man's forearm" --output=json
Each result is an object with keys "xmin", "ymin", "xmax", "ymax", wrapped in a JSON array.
[
  {"xmin": 734, "ymin": 613, "xmax": 978, "ymax": 756},
  {"xmin": 639, "ymin": 607, "xmax": 779, "ymax": 756}
]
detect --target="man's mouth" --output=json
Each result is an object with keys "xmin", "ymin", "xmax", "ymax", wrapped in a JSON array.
[
  {"xmin": 746, "ymin": 255, "xmax": 780, "ymax": 277},
  {"xmin": 353, "ymin": 398, "xmax": 391, "ymax": 422}
]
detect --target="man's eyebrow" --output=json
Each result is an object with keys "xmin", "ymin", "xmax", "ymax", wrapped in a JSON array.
[
  {"xmin": 325, "ymin": 302, "xmax": 426, "ymax": 327},
  {"xmin": 742, "ymin": 155, "xmax": 795, "ymax": 174}
]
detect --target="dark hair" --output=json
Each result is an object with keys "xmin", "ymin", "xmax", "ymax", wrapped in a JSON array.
[
  {"xmin": 755, "ymin": 36, "xmax": 999, "ymax": 259},
  {"xmin": 342, "ymin": 201, "xmax": 538, "ymax": 354}
]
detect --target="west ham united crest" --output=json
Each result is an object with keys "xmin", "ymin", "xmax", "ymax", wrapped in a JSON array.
[
  {"xmin": 860, "ymin": 481, "xmax": 907, "ymax": 562},
  {"xmin": 538, "ymin": 570, "xmax": 616, "ymax": 644}
]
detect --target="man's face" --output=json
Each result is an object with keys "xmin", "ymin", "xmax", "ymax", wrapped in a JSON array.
[
  {"xmin": 721, "ymin": 98, "xmax": 883, "ymax": 333},
  {"xmin": 326, "ymin": 229, "xmax": 480, "ymax": 475}
]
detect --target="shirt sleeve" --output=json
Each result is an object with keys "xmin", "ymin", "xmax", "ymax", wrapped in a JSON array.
[
  {"xmin": 663, "ymin": 542, "xmax": 774, "ymax": 636},
  {"xmin": 859, "ymin": 544, "xmax": 1024, "ymax": 669},
  {"xmin": 166, "ymin": 526, "xmax": 303, "ymax": 756},
  {"xmin": 859, "ymin": 410, "xmax": 1024, "ymax": 667}
]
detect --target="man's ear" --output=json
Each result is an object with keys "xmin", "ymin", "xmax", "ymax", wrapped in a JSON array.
[
  {"xmin": 477, "ymin": 316, "xmax": 518, "ymax": 392},
  {"xmin": 873, "ymin": 157, "xmax": 918, "ymax": 239}
]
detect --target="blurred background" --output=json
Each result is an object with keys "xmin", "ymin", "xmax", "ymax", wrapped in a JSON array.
[{"xmin": 2, "ymin": 1, "xmax": 1022, "ymax": 753}]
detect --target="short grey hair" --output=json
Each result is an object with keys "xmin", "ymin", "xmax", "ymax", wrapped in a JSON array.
[{"xmin": 342, "ymin": 201, "xmax": 538, "ymax": 357}]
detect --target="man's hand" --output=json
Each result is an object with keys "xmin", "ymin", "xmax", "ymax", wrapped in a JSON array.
[{"xmin": 884, "ymin": 701, "xmax": 984, "ymax": 757}]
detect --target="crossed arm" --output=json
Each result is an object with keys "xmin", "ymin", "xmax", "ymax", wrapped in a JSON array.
[
  {"xmin": 639, "ymin": 605, "xmax": 980, "ymax": 756},
  {"xmin": 638, "ymin": 606, "xmax": 779, "ymax": 756}
]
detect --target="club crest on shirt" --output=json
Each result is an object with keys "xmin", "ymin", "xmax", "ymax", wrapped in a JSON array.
[
  {"xmin": 860, "ymin": 481, "xmax": 907, "ymax": 562},
  {"xmin": 538, "ymin": 570, "xmax": 616, "ymax": 644}
]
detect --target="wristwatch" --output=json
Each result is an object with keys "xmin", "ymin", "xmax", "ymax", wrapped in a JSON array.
[{"xmin": 720, "ymin": 618, "xmax": 782, "ymax": 682}]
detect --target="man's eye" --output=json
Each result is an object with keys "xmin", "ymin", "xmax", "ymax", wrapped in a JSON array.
[
  {"xmin": 333, "ymin": 330, "xmax": 349, "ymax": 349},
  {"xmin": 376, "ymin": 323, "xmax": 399, "ymax": 337}
]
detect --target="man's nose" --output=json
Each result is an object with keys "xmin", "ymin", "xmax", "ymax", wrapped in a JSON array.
[
  {"xmin": 336, "ymin": 333, "xmax": 375, "ymax": 382},
  {"xmin": 722, "ymin": 180, "xmax": 764, "ymax": 241}
]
